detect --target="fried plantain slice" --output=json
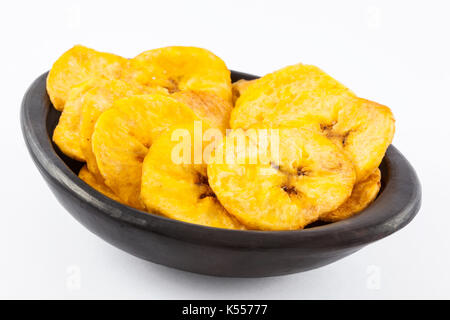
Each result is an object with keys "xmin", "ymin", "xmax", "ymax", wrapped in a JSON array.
[
  {"xmin": 230, "ymin": 63, "xmax": 395, "ymax": 182},
  {"xmin": 79, "ymin": 79, "xmax": 143, "ymax": 179},
  {"xmin": 47, "ymin": 45, "xmax": 127, "ymax": 111},
  {"xmin": 53, "ymin": 78, "xmax": 138, "ymax": 162},
  {"xmin": 125, "ymin": 46, "xmax": 232, "ymax": 103},
  {"xmin": 78, "ymin": 165, "xmax": 123, "ymax": 203},
  {"xmin": 232, "ymin": 79, "xmax": 256, "ymax": 105},
  {"xmin": 171, "ymin": 90, "xmax": 232, "ymax": 131},
  {"xmin": 207, "ymin": 128, "xmax": 356, "ymax": 230},
  {"xmin": 141, "ymin": 124, "xmax": 244, "ymax": 229},
  {"xmin": 319, "ymin": 98, "xmax": 394, "ymax": 182},
  {"xmin": 320, "ymin": 168, "xmax": 381, "ymax": 222},
  {"xmin": 91, "ymin": 94, "xmax": 198, "ymax": 209},
  {"xmin": 52, "ymin": 79, "xmax": 95, "ymax": 161}
]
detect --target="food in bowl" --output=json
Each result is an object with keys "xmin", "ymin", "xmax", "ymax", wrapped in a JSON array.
[{"xmin": 47, "ymin": 45, "xmax": 395, "ymax": 230}]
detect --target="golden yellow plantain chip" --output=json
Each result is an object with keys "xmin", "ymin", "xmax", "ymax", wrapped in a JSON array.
[
  {"xmin": 320, "ymin": 98, "xmax": 394, "ymax": 182},
  {"xmin": 53, "ymin": 78, "xmax": 138, "ymax": 162},
  {"xmin": 78, "ymin": 165, "xmax": 122, "ymax": 203},
  {"xmin": 141, "ymin": 124, "xmax": 244, "ymax": 229},
  {"xmin": 230, "ymin": 63, "xmax": 395, "ymax": 182},
  {"xmin": 92, "ymin": 94, "xmax": 199, "ymax": 209},
  {"xmin": 320, "ymin": 169, "xmax": 381, "ymax": 222},
  {"xmin": 125, "ymin": 46, "xmax": 232, "ymax": 103},
  {"xmin": 47, "ymin": 45, "xmax": 127, "ymax": 111},
  {"xmin": 79, "ymin": 79, "xmax": 143, "ymax": 179},
  {"xmin": 232, "ymin": 79, "xmax": 255, "ymax": 105},
  {"xmin": 207, "ymin": 128, "xmax": 356, "ymax": 230},
  {"xmin": 52, "ymin": 79, "xmax": 95, "ymax": 161},
  {"xmin": 171, "ymin": 90, "xmax": 232, "ymax": 132}
]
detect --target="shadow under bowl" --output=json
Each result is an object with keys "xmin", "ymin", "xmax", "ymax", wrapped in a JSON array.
[{"xmin": 20, "ymin": 71, "xmax": 421, "ymax": 277}]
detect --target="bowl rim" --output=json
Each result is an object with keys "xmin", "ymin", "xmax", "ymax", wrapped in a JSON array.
[{"xmin": 21, "ymin": 71, "xmax": 422, "ymax": 250}]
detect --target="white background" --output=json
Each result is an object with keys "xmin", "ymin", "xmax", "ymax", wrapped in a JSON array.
[{"xmin": 1, "ymin": 0, "xmax": 449, "ymax": 299}]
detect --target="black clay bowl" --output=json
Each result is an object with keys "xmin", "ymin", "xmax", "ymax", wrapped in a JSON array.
[{"xmin": 21, "ymin": 71, "xmax": 421, "ymax": 277}]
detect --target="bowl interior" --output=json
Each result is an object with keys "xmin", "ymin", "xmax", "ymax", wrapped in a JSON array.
[{"xmin": 44, "ymin": 70, "xmax": 388, "ymax": 230}]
